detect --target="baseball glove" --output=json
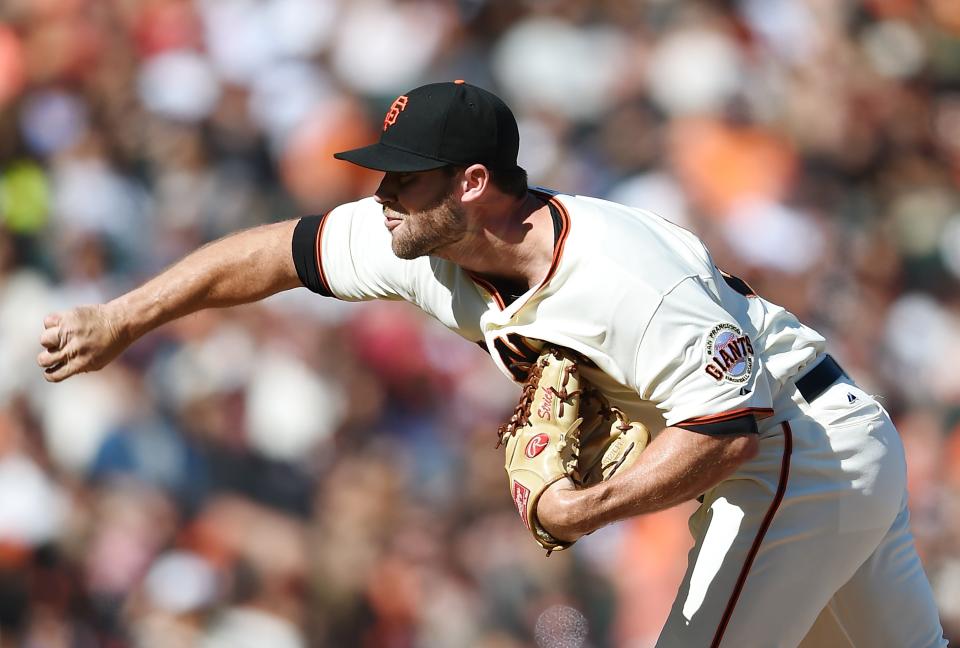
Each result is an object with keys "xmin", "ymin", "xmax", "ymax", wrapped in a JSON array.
[{"xmin": 498, "ymin": 346, "xmax": 650, "ymax": 554}]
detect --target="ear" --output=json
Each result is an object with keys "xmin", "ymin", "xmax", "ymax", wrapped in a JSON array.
[{"xmin": 459, "ymin": 164, "xmax": 492, "ymax": 204}]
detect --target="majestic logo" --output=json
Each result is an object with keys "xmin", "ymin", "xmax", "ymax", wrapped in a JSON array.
[
  {"xmin": 525, "ymin": 433, "xmax": 550, "ymax": 458},
  {"xmin": 383, "ymin": 95, "xmax": 408, "ymax": 131},
  {"xmin": 537, "ymin": 389, "xmax": 554, "ymax": 420},
  {"xmin": 703, "ymin": 323, "xmax": 755, "ymax": 384},
  {"xmin": 512, "ymin": 481, "xmax": 531, "ymax": 528}
]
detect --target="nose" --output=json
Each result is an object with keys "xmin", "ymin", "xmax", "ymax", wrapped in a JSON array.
[{"xmin": 374, "ymin": 173, "xmax": 396, "ymax": 204}]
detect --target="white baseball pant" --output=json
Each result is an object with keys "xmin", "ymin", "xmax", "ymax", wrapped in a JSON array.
[{"xmin": 656, "ymin": 374, "xmax": 946, "ymax": 647}]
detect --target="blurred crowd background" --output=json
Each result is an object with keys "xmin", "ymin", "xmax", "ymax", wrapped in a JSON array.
[{"xmin": 1, "ymin": 0, "xmax": 959, "ymax": 646}]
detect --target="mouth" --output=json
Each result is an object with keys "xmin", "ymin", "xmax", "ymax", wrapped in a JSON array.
[
  {"xmin": 383, "ymin": 206, "xmax": 404, "ymax": 232},
  {"xmin": 384, "ymin": 215, "xmax": 402, "ymax": 232}
]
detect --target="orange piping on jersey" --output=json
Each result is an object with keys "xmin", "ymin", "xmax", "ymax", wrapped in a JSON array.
[
  {"xmin": 467, "ymin": 273, "xmax": 507, "ymax": 310},
  {"xmin": 315, "ymin": 211, "xmax": 334, "ymax": 298},
  {"xmin": 493, "ymin": 335, "xmax": 541, "ymax": 382},
  {"xmin": 466, "ymin": 191, "xmax": 571, "ymax": 311},
  {"xmin": 534, "ymin": 190, "xmax": 571, "ymax": 290},
  {"xmin": 511, "ymin": 335, "xmax": 543, "ymax": 364},
  {"xmin": 711, "ymin": 422, "xmax": 793, "ymax": 648},
  {"xmin": 516, "ymin": 335, "xmax": 543, "ymax": 355},
  {"xmin": 499, "ymin": 335, "xmax": 524, "ymax": 356},
  {"xmin": 677, "ymin": 407, "xmax": 774, "ymax": 426}
]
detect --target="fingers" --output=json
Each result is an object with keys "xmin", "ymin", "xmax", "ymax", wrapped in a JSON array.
[
  {"xmin": 37, "ymin": 344, "xmax": 79, "ymax": 382},
  {"xmin": 36, "ymin": 345, "xmax": 71, "ymax": 379},
  {"xmin": 37, "ymin": 347, "xmax": 64, "ymax": 369},
  {"xmin": 38, "ymin": 315, "xmax": 65, "ymax": 377},
  {"xmin": 38, "ymin": 312, "xmax": 72, "ymax": 381},
  {"xmin": 41, "ymin": 361, "xmax": 74, "ymax": 383},
  {"xmin": 38, "ymin": 305, "xmax": 122, "ymax": 382},
  {"xmin": 39, "ymin": 326, "xmax": 60, "ymax": 350}
]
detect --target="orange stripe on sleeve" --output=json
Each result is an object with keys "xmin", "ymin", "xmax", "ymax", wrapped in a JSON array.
[{"xmin": 314, "ymin": 211, "xmax": 334, "ymax": 297}]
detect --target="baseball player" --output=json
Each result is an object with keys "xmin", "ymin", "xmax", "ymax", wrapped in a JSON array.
[{"xmin": 37, "ymin": 81, "xmax": 946, "ymax": 647}]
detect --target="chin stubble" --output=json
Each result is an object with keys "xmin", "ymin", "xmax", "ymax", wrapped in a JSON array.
[{"xmin": 390, "ymin": 195, "xmax": 466, "ymax": 260}]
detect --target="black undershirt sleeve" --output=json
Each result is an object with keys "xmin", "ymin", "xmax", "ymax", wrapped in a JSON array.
[
  {"xmin": 291, "ymin": 215, "xmax": 333, "ymax": 297},
  {"xmin": 675, "ymin": 413, "xmax": 759, "ymax": 436}
]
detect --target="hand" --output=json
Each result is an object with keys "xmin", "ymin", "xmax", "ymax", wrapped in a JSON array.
[
  {"xmin": 536, "ymin": 478, "xmax": 587, "ymax": 544},
  {"xmin": 37, "ymin": 304, "xmax": 129, "ymax": 382}
]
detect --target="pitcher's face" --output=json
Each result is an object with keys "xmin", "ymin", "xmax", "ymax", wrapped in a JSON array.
[{"xmin": 375, "ymin": 168, "xmax": 466, "ymax": 260}]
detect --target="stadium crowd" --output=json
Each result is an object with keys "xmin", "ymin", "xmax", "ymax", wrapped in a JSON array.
[{"xmin": 1, "ymin": 0, "xmax": 959, "ymax": 646}]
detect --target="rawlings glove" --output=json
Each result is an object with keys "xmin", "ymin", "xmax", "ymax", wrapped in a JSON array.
[{"xmin": 498, "ymin": 346, "xmax": 649, "ymax": 554}]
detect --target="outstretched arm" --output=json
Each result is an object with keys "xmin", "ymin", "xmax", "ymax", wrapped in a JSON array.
[{"xmin": 38, "ymin": 219, "xmax": 302, "ymax": 382}]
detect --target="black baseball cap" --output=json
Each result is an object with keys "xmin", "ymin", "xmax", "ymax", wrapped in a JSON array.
[{"xmin": 334, "ymin": 81, "xmax": 520, "ymax": 173}]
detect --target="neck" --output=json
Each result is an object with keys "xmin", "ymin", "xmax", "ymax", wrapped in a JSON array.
[{"xmin": 436, "ymin": 191, "xmax": 554, "ymax": 290}]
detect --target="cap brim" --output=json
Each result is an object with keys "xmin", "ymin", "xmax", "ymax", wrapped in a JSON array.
[{"xmin": 333, "ymin": 143, "xmax": 449, "ymax": 172}]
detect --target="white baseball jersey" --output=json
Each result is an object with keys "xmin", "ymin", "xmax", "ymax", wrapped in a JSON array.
[
  {"xmin": 291, "ymin": 188, "xmax": 945, "ymax": 647},
  {"xmin": 293, "ymin": 188, "xmax": 825, "ymax": 437}
]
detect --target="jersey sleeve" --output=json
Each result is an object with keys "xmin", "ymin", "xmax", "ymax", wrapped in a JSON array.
[
  {"xmin": 291, "ymin": 198, "xmax": 413, "ymax": 302},
  {"xmin": 633, "ymin": 276, "xmax": 774, "ymax": 434},
  {"xmin": 291, "ymin": 197, "xmax": 489, "ymax": 342}
]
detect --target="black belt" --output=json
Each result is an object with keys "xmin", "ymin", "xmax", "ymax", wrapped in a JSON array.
[{"xmin": 795, "ymin": 355, "xmax": 847, "ymax": 403}]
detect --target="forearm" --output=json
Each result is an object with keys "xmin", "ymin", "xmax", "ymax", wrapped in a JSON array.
[
  {"xmin": 543, "ymin": 427, "xmax": 758, "ymax": 540},
  {"xmin": 38, "ymin": 219, "xmax": 305, "ymax": 382},
  {"xmin": 111, "ymin": 219, "xmax": 301, "ymax": 340}
]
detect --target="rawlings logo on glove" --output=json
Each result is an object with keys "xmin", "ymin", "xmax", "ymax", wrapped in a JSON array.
[
  {"xmin": 512, "ymin": 482, "xmax": 532, "ymax": 528},
  {"xmin": 499, "ymin": 345, "xmax": 650, "ymax": 554},
  {"xmin": 525, "ymin": 434, "xmax": 549, "ymax": 458}
]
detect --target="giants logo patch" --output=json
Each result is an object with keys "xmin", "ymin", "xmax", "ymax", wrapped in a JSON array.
[
  {"xmin": 525, "ymin": 433, "xmax": 549, "ymax": 458},
  {"xmin": 383, "ymin": 95, "xmax": 408, "ymax": 131},
  {"xmin": 512, "ymin": 481, "xmax": 531, "ymax": 528},
  {"xmin": 703, "ymin": 323, "xmax": 754, "ymax": 384}
]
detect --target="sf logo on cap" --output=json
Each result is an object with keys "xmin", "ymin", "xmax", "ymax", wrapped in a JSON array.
[{"xmin": 383, "ymin": 95, "xmax": 408, "ymax": 131}]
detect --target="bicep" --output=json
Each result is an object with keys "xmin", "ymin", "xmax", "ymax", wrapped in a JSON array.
[
  {"xmin": 646, "ymin": 425, "xmax": 759, "ymax": 498},
  {"xmin": 198, "ymin": 218, "xmax": 303, "ymax": 301},
  {"xmin": 580, "ymin": 424, "xmax": 758, "ymax": 524},
  {"xmin": 267, "ymin": 218, "xmax": 304, "ymax": 291},
  {"xmin": 658, "ymin": 425, "xmax": 759, "ymax": 468}
]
